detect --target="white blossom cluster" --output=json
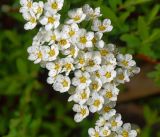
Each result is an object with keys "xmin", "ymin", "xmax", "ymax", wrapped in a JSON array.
[{"xmin": 20, "ymin": 0, "xmax": 140, "ymax": 136}]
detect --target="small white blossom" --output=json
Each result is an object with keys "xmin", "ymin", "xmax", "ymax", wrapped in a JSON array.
[
  {"xmin": 62, "ymin": 45, "xmax": 79, "ymax": 58},
  {"xmin": 44, "ymin": 0, "xmax": 64, "ymax": 14},
  {"xmin": 33, "ymin": 1, "xmax": 44, "ymax": 18},
  {"xmin": 117, "ymin": 123, "xmax": 137, "ymax": 137},
  {"xmin": 89, "ymin": 77, "xmax": 102, "ymax": 92},
  {"xmin": 72, "ymin": 70, "xmax": 91, "ymax": 89},
  {"xmin": 85, "ymin": 51, "xmax": 101, "ymax": 72},
  {"xmin": 96, "ymin": 116, "xmax": 106, "ymax": 127},
  {"xmin": 68, "ymin": 87, "xmax": 90, "ymax": 105},
  {"xmin": 53, "ymin": 74, "xmax": 71, "ymax": 93},
  {"xmin": 47, "ymin": 44, "xmax": 59, "ymax": 61},
  {"xmin": 83, "ymin": 4, "xmax": 102, "ymax": 20},
  {"xmin": 75, "ymin": 51, "xmax": 86, "ymax": 69},
  {"xmin": 88, "ymin": 92, "xmax": 104, "ymax": 113},
  {"xmin": 73, "ymin": 104, "xmax": 89, "ymax": 122},
  {"xmin": 106, "ymin": 114, "xmax": 123, "ymax": 131},
  {"xmin": 40, "ymin": 12, "xmax": 60, "ymax": 30},
  {"xmin": 66, "ymin": 8, "xmax": 86, "ymax": 24},
  {"xmin": 92, "ymin": 19, "xmax": 113, "ymax": 33},
  {"xmin": 99, "ymin": 125, "xmax": 111, "ymax": 137},
  {"xmin": 20, "ymin": 0, "xmax": 34, "ymax": 13},
  {"xmin": 76, "ymin": 29, "xmax": 94, "ymax": 49},
  {"xmin": 99, "ymin": 65, "xmax": 116, "ymax": 84},
  {"xmin": 117, "ymin": 54, "xmax": 136, "ymax": 69},
  {"xmin": 92, "ymin": 32, "xmax": 104, "ymax": 48},
  {"xmin": 46, "ymin": 29, "xmax": 60, "ymax": 45},
  {"xmin": 100, "ymin": 83, "xmax": 119, "ymax": 103},
  {"xmin": 88, "ymin": 126, "xmax": 100, "ymax": 137},
  {"xmin": 61, "ymin": 57, "xmax": 75, "ymax": 75}
]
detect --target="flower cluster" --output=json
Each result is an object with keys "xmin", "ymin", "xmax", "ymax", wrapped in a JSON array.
[{"xmin": 20, "ymin": 0, "xmax": 140, "ymax": 136}]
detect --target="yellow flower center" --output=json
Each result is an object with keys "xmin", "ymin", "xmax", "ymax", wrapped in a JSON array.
[
  {"xmin": 79, "ymin": 76, "xmax": 87, "ymax": 83},
  {"xmin": 62, "ymin": 79, "xmax": 69, "ymax": 87},
  {"xmin": 92, "ymin": 37, "xmax": 97, "ymax": 44},
  {"xmin": 80, "ymin": 36, "xmax": 87, "ymax": 44},
  {"xmin": 100, "ymin": 49, "xmax": 108, "ymax": 56},
  {"xmin": 88, "ymin": 60, "xmax": 95, "ymax": 67},
  {"xmin": 64, "ymin": 63, "xmax": 72, "ymax": 70},
  {"xmin": 73, "ymin": 16, "xmax": 81, "ymax": 21},
  {"xmin": 105, "ymin": 72, "xmax": 111, "ymax": 78},
  {"xmin": 48, "ymin": 17, "xmax": 55, "ymax": 23},
  {"xmin": 105, "ymin": 91, "xmax": 113, "ymax": 98},
  {"xmin": 118, "ymin": 74, "xmax": 124, "ymax": 80},
  {"xmin": 59, "ymin": 39, "xmax": 67, "ymax": 46},
  {"xmin": 111, "ymin": 120, "xmax": 117, "ymax": 127},
  {"xmin": 69, "ymin": 30, "xmax": 75, "ymax": 37},
  {"xmin": 103, "ymin": 106, "xmax": 111, "ymax": 113},
  {"xmin": 30, "ymin": 17, "xmax": 36, "ymax": 23},
  {"xmin": 122, "ymin": 60, "xmax": 128, "ymax": 66},
  {"xmin": 79, "ymin": 58, "xmax": 85, "ymax": 64},
  {"xmin": 93, "ymin": 100, "xmax": 101, "ymax": 107},
  {"xmin": 103, "ymin": 130, "xmax": 109, "ymax": 136},
  {"xmin": 27, "ymin": 1, "xmax": 32, "ymax": 8},
  {"xmin": 70, "ymin": 48, "xmax": 75, "ymax": 56},
  {"xmin": 92, "ymin": 83, "xmax": 98, "ymax": 90},
  {"xmin": 98, "ymin": 25, "xmax": 106, "ymax": 31},
  {"xmin": 122, "ymin": 130, "xmax": 129, "ymax": 137},
  {"xmin": 95, "ymin": 71, "xmax": 100, "ymax": 78},
  {"xmin": 37, "ymin": 7, "xmax": 43, "ymax": 14},
  {"xmin": 49, "ymin": 49, "xmax": 55, "ymax": 56},
  {"xmin": 52, "ymin": 2, "xmax": 58, "ymax": 9},
  {"xmin": 81, "ymin": 91, "xmax": 87, "ymax": 99},
  {"xmin": 80, "ymin": 108, "xmax": 87, "ymax": 116},
  {"xmin": 95, "ymin": 132, "xmax": 99, "ymax": 137},
  {"xmin": 37, "ymin": 51, "xmax": 42, "ymax": 58},
  {"xmin": 55, "ymin": 63, "xmax": 60, "ymax": 70},
  {"xmin": 51, "ymin": 35, "xmax": 56, "ymax": 41}
]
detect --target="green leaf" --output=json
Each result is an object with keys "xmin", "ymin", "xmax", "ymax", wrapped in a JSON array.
[
  {"xmin": 16, "ymin": 59, "xmax": 28, "ymax": 75},
  {"xmin": 138, "ymin": 16, "xmax": 149, "ymax": 40},
  {"xmin": 147, "ymin": 5, "xmax": 160, "ymax": 24},
  {"xmin": 123, "ymin": 0, "xmax": 151, "ymax": 8}
]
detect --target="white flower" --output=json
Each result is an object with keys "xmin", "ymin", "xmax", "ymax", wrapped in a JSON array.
[
  {"xmin": 106, "ymin": 114, "xmax": 123, "ymax": 131},
  {"xmin": 32, "ymin": 28, "xmax": 50, "ymax": 46},
  {"xmin": 99, "ymin": 44, "xmax": 115, "ymax": 58},
  {"xmin": 76, "ymin": 29, "xmax": 94, "ymax": 49},
  {"xmin": 92, "ymin": 19, "xmax": 113, "ymax": 33},
  {"xmin": 117, "ymin": 54, "xmax": 136, "ymax": 69},
  {"xmin": 46, "ymin": 60, "xmax": 62, "ymax": 77},
  {"xmin": 33, "ymin": 1, "xmax": 44, "ymax": 18},
  {"xmin": 57, "ymin": 32, "xmax": 71, "ymax": 50},
  {"xmin": 62, "ymin": 23, "xmax": 79, "ymax": 41},
  {"xmin": 44, "ymin": 0, "xmax": 64, "ymax": 14},
  {"xmin": 20, "ymin": 0, "xmax": 34, "ymax": 13},
  {"xmin": 75, "ymin": 51, "xmax": 86, "ymax": 69},
  {"xmin": 99, "ymin": 102, "xmax": 116, "ymax": 120},
  {"xmin": 66, "ymin": 8, "xmax": 86, "ymax": 24},
  {"xmin": 99, "ymin": 125, "xmax": 111, "ymax": 137},
  {"xmin": 46, "ymin": 29, "xmax": 60, "ymax": 44},
  {"xmin": 72, "ymin": 70, "xmax": 91, "ymax": 89},
  {"xmin": 40, "ymin": 12, "xmax": 60, "ymax": 30},
  {"xmin": 88, "ymin": 92, "xmax": 104, "ymax": 113},
  {"xmin": 61, "ymin": 57, "xmax": 75, "ymax": 75},
  {"xmin": 62, "ymin": 45, "xmax": 79, "ymax": 58},
  {"xmin": 127, "ymin": 66, "xmax": 140, "ymax": 77},
  {"xmin": 117, "ymin": 123, "xmax": 137, "ymax": 137},
  {"xmin": 100, "ymin": 83, "xmax": 119, "ymax": 103},
  {"xmin": 27, "ymin": 45, "xmax": 48, "ymax": 64},
  {"xmin": 115, "ymin": 68, "xmax": 130, "ymax": 84},
  {"xmin": 96, "ymin": 116, "xmax": 106, "ymax": 127},
  {"xmin": 53, "ymin": 74, "xmax": 71, "ymax": 93},
  {"xmin": 47, "ymin": 75, "xmax": 56, "ymax": 84},
  {"xmin": 68, "ymin": 87, "xmax": 90, "ymax": 105},
  {"xmin": 84, "ymin": 51, "xmax": 101, "ymax": 72},
  {"xmin": 47, "ymin": 44, "xmax": 59, "ymax": 61},
  {"xmin": 83, "ymin": 4, "xmax": 101, "ymax": 20},
  {"xmin": 89, "ymin": 77, "xmax": 102, "ymax": 92},
  {"xmin": 99, "ymin": 65, "xmax": 116, "ymax": 84},
  {"xmin": 102, "ymin": 53, "xmax": 117, "ymax": 67},
  {"xmin": 88, "ymin": 126, "xmax": 100, "ymax": 137},
  {"xmin": 22, "ymin": 12, "xmax": 37, "ymax": 30},
  {"xmin": 92, "ymin": 32, "xmax": 104, "ymax": 48},
  {"xmin": 73, "ymin": 104, "xmax": 89, "ymax": 122}
]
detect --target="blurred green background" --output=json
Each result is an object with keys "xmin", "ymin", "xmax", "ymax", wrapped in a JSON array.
[{"xmin": 0, "ymin": 0, "xmax": 160, "ymax": 137}]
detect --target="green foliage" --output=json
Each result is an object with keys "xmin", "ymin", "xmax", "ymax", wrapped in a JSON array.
[{"xmin": 0, "ymin": 0, "xmax": 160, "ymax": 136}]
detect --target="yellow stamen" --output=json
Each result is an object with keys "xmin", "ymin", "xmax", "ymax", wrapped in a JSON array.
[
  {"xmin": 62, "ymin": 79, "xmax": 68, "ymax": 87},
  {"xmin": 122, "ymin": 130, "xmax": 129, "ymax": 137},
  {"xmin": 111, "ymin": 120, "xmax": 117, "ymax": 127},
  {"xmin": 59, "ymin": 39, "xmax": 67, "ymax": 46},
  {"xmin": 49, "ymin": 49, "xmax": 55, "ymax": 56},
  {"xmin": 51, "ymin": 2, "xmax": 58, "ymax": 9},
  {"xmin": 27, "ymin": 1, "xmax": 32, "ymax": 8},
  {"xmin": 69, "ymin": 30, "xmax": 75, "ymax": 37},
  {"xmin": 98, "ymin": 25, "xmax": 106, "ymax": 31},
  {"xmin": 93, "ymin": 100, "xmax": 101, "ymax": 107},
  {"xmin": 105, "ymin": 72, "xmax": 111, "ymax": 78},
  {"xmin": 88, "ymin": 60, "xmax": 95, "ymax": 67},
  {"xmin": 48, "ymin": 17, "xmax": 55, "ymax": 23},
  {"xmin": 100, "ymin": 49, "xmax": 108, "ymax": 56},
  {"xmin": 80, "ymin": 108, "xmax": 87, "ymax": 116},
  {"xmin": 105, "ymin": 91, "xmax": 113, "ymax": 98},
  {"xmin": 81, "ymin": 91, "xmax": 87, "ymax": 99},
  {"xmin": 103, "ymin": 106, "xmax": 111, "ymax": 113},
  {"xmin": 73, "ymin": 16, "xmax": 80, "ymax": 21},
  {"xmin": 80, "ymin": 36, "xmax": 87, "ymax": 44},
  {"xmin": 79, "ymin": 76, "xmax": 87, "ymax": 83}
]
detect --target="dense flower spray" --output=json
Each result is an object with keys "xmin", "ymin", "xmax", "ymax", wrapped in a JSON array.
[{"xmin": 20, "ymin": 0, "xmax": 140, "ymax": 136}]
